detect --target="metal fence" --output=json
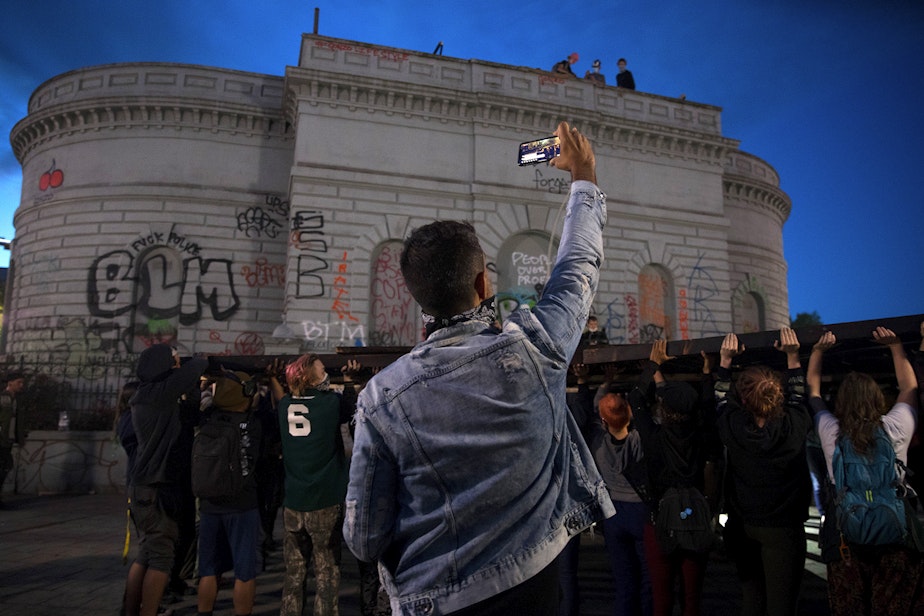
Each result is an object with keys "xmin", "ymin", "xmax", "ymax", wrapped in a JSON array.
[{"xmin": 1, "ymin": 355, "xmax": 138, "ymax": 432}]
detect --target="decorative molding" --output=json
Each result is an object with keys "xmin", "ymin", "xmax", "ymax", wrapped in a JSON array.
[
  {"xmin": 723, "ymin": 175, "xmax": 792, "ymax": 223},
  {"xmin": 284, "ymin": 75, "xmax": 734, "ymax": 167},
  {"xmin": 11, "ymin": 101, "xmax": 292, "ymax": 161},
  {"xmin": 11, "ymin": 63, "xmax": 291, "ymax": 162}
]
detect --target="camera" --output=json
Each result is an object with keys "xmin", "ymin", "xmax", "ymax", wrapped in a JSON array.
[{"xmin": 518, "ymin": 136, "xmax": 560, "ymax": 166}]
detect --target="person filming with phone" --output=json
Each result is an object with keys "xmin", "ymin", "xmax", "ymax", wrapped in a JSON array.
[{"xmin": 343, "ymin": 121, "xmax": 613, "ymax": 615}]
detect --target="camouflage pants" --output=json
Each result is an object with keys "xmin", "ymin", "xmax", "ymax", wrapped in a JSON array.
[{"xmin": 281, "ymin": 504, "xmax": 344, "ymax": 616}]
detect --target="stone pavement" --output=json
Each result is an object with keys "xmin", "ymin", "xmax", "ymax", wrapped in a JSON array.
[{"xmin": 0, "ymin": 493, "xmax": 830, "ymax": 615}]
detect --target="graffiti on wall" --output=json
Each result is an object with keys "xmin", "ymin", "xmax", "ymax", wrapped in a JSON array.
[
  {"xmin": 237, "ymin": 194, "xmax": 289, "ymax": 239},
  {"xmin": 512, "ymin": 251, "xmax": 551, "ymax": 287},
  {"xmin": 14, "ymin": 316, "xmax": 129, "ymax": 379},
  {"xmin": 38, "ymin": 159, "xmax": 64, "ymax": 192},
  {"xmin": 241, "ymin": 258, "xmax": 286, "ymax": 288},
  {"xmin": 331, "ymin": 251, "xmax": 359, "ymax": 322},
  {"xmin": 313, "ymin": 39, "xmax": 410, "ymax": 63},
  {"xmin": 207, "ymin": 330, "xmax": 266, "ymax": 356},
  {"xmin": 638, "ymin": 268, "xmax": 671, "ymax": 343},
  {"xmin": 88, "ymin": 250, "xmax": 239, "ymax": 324},
  {"xmin": 625, "ymin": 293, "xmax": 639, "ymax": 344},
  {"xmin": 84, "ymin": 223, "xmax": 241, "ymax": 355},
  {"xmin": 533, "ymin": 168, "xmax": 569, "ymax": 194},
  {"xmin": 684, "ymin": 253, "xmax": 721, "ymax": 338},
  {"xmin": 369, "ymin": 243, "xmax": 417, "ymax": 346},
  {"xmin": 292, "ymin": 210, "xmax": 329, "ymax": 298},
  {"xmin": 299, "ymin": 320, "xmax": 365, "ymax": 347},
  {"xmin": 601, "ymin": 296, "xmax": 627, "ymax": 345},
  {"xmin": 8, "ymin": 435, "xmax": 125, "ymax": 495}
]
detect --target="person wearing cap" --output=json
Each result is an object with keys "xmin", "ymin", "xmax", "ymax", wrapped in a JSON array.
[
  {"xmin": 616, "ymin": 58, "xmax": 636, "ymax": 90},
  {"xmin": 552, "ymin": 52, "xmax": 580, "ymax": 77},
  {"xmin": 627, "ymin": 339, "xmax": 708, "ymax": 616},
  {"xmin": 584, "ymin": 59, "xmax": 606, "ymax": 85},
  {"xmin": 0, "ymin": 371, "xmax": 26, "ymax": 507},
  {"xmin": 122, "ymin": 344, "xmax": 207, "ymax": 616},
  {"xmin": 196, "ymin": 370, "xmax": 263, "ymax": 616},
  {"xmin": 714, "ymin": 328, "xmax": 812, "ymax": 616}
]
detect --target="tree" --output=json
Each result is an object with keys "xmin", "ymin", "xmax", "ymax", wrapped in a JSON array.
[{"xmin": 791, "ymin": 311, "xmax": 823, "ymax": 328}]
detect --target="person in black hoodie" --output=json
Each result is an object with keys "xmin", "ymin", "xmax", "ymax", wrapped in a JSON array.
[
  {"xmin": 714, "ymin": 328, "xmax": 811, "ymax": 616},
  {"xmin": 122, "ymin": 344, "xmax": 207, "ymax": 616},
  {"xmin": 630, "ymin": 340, "xmax": 708, "ymax": 616}
]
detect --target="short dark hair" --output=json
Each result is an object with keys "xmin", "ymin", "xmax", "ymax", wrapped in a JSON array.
[
  {"xmin": 618, "ymin": 58, "xmax": 627, "ymax": 64},
  {"xmin": 401, "ymin": 220, "xmax": 485, "ymax": 318},
  {"xmin": 5, "ymin": 371, "xmax": 24, "ymax": 382}
]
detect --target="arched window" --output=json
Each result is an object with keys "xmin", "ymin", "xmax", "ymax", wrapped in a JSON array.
[
  {"xmin": 369, "ymin": 241, "xmax": 419, "ymax": 346},
  {"xmin": 734, "ymin": 291, "xmax": 766, "ymax": 333},
  {"xmin": 494, "ymin": 231, "xmax": 556, "ymax": 322},
  {"xmin": 638, "ymin": 264, "xmax": 675, "ymax": 342}
]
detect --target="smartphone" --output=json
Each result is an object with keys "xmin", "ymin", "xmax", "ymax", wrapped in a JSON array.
[{"xmin": 517, "ymin": 135, "xmax": 560, "ymax": 166}]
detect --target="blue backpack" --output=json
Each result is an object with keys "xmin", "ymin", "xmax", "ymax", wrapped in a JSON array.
[{"xmin": 832, "ymin": 427, "xmax": 906, "ymax": 546}]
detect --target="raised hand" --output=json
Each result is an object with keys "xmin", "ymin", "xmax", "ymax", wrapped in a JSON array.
[
  {"xmin": 650, "ymin": 339, "xmax": 675, "ymax": 365},
  {"xmin": 813, "ymin": 331, "xmax": 836, "ymax": 353},
  {"xmin": 774, "ymin": 327, "xmax": 800, "ymax": 355},
  {"xmin": 549, "ymin": 121, "xmax": 596, "ymax": 184}
]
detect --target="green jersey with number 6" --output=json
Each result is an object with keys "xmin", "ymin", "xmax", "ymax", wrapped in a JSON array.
[{"xmin": 278, "ymin": 389, "xmax": 351, "ymax": 511}]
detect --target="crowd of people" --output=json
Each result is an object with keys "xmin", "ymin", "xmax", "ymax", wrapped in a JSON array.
[
  {"xmin": 564, "ymin": 321, "xmax": 924, "ymax": 616},
  {"xmin": 1, "ymin": 123, "xmax": 922, "ymax": 616},
  {"xmin": 552, "ymin": 52, "xmax": 636, "ymax": 89}
]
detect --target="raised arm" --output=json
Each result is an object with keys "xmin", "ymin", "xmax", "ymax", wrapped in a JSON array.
[
  {"xmin": 774, "ymin": 327, "xmax": 802, "ymax": 370},
  {"xmin": 267, "ymin": 358, "xmax": 286, "ymax": 403},
  {"xmin": 718, "ymin": 333, "xmax": 742, "ymax": 370},
  {"xmin": 339, "ymin": 359, "xmax": 362, "ymax": 423},
  {"xmin": 807, "ymin": 331, "xmax": 836, "ymax": 399},
  {"xmin": 873, "ymin": 326, "xmax": 919, "ymax": 410},
  {"xmin": 715, "ymin": 333, "xmax": 743, "ymax": 411},
  {"xmin": 550, "ymin": 120, "xmax": 596, "ymax": 184},
  {"xmin": 649, "ymin": 339, "xmax": 675, "ymax": 386},
  {"xmin": 529, "ymin": 121, "xmax": 606, "ymax": 363}
]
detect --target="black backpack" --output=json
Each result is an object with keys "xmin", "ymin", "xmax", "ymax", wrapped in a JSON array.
[
  {"xmin": 654, "ymin": 486, "xmax": 716, "ymax": 554},
  {"xmin": 191, "ymin": 411, "xmax": 251, "ymax": 501}
]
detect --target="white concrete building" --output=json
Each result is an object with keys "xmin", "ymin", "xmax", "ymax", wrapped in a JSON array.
[{"xmin": 5, "ymin": 34, "xmax": 791, "ymax": 372}]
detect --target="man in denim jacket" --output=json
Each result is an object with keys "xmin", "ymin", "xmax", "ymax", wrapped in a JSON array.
[{"xmin": 344, "ymin": 121, "xmax": 614, "ymax": 616}]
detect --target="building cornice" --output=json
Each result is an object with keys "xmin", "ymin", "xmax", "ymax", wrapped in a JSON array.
[
  {"xmin": 283, "ymin": 35, "xmax": 741, "ymax": 168},
  {"xmin": 10, "ymin": 63, "xmax": 291, "ymax": 162},
  {"xmin": 284, "ymin": 69, "xmax": 737, "ymax": 168},
  {"xmin": 723, "ymin": 174, "xmax": 792, "ymax": 224}
]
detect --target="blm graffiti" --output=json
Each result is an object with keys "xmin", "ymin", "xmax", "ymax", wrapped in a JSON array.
[{"xmin": 87, "ymin": 225, "xmax": 240, "ymax": 354}]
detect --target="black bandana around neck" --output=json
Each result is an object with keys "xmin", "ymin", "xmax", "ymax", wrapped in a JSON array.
[{"xmin": 422, "ymin": 295, "xmax": 498, "ymax": 337}]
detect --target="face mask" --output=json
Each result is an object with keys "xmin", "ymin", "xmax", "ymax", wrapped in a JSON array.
[{"xmin": 315, "ymin": 373, "xmax": 331, "ymax": 391}]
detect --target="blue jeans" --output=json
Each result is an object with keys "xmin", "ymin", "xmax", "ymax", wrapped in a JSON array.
[{"xmin": 603, "ymin": 500, "xmax": 652, "ymax": 616}]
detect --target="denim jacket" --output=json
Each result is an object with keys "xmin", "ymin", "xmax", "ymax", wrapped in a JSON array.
[{"xmin": 343, "ymin": 181, "xmax": 614, "ymax": 616}]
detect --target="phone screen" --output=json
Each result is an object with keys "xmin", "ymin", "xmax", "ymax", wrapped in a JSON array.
[{"xmin": 518, "ymin": 136, "xmax": 560, "ymax": 166}]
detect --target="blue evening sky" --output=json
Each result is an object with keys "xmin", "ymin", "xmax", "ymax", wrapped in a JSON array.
[{"xmin": 1, "ymin": 0, "xmax": 922, "ymax": 325}]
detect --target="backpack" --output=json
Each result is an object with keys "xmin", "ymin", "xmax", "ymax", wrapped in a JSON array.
[
  {"xmin": 832, "ymin": 427, "xmax": 906, "ymax": 546},
  {"xmin": 654, "ymin": 486, "xmax": 716, "ymax": 554},
  {"xmin": 191, "ymin": 411, "xmax": 251, "ymax": 501}
]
